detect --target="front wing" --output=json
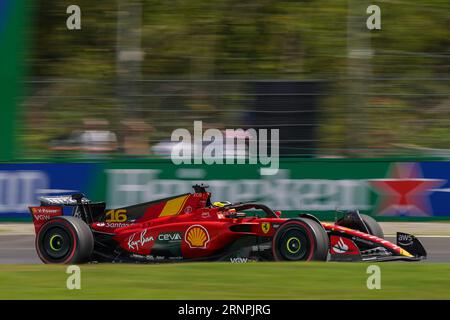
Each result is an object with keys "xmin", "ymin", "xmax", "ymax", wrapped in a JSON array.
[{"xmin": 325, "ymin": 224, "xmax": 427, "ymax": 262}]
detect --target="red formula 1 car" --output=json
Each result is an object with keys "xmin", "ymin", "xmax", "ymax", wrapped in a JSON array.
[{"xmin": 29, "ymin": 184, "xmax": 427, "ymax": 264}]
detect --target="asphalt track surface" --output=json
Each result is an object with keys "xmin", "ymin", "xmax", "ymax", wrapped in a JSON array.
[{"xmin": 0, "ymin": 235, "xmax": 448, "ymax": 264}]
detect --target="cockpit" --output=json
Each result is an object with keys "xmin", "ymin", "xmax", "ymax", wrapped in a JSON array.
[{"xmin": 212, "ymin": 201, "xmax": 280, "ymax": 218}]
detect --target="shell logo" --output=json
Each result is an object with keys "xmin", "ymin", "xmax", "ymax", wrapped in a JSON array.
[{"xmin": 185, "ymin": 225, "xmax": 210, "ymax": 248}]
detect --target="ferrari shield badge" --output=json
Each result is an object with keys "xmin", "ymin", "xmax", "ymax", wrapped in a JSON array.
[{"xmin": 261, "ymin": 222, "xmax": 271, "ymax": 234}]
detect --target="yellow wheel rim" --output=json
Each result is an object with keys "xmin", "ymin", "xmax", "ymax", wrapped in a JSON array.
[
  {"xmin": 286, "ymin": 237, "xmax": 301, "ymax": 254},
  {"xmin": 49, "ymin": 234, "xmax": 63, "ymax": 251}
]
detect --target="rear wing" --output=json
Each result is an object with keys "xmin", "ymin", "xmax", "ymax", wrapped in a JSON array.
[
  {"xmin": 39, "ymin": 193, "xmax": 91, "ymax": 206},
  {"xmin": 30, "ymin": 193, "xmax": 105, "ymax": 233}
]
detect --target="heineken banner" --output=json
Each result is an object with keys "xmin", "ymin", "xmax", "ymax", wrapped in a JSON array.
[{"xmin": 2, "ymin": 159, "xmax": 450, "ymax": 220}]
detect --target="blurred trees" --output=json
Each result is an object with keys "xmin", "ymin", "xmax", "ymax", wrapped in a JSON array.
[{"xmin": 21, "ymin": 0, "xmax": 449, "ymax": 157}]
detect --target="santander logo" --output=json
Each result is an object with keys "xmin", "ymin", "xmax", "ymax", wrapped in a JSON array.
[
  {"xmin": 330, "ymin": 236, "xmax": 360, "ymax": 255},
  {"xmin": 332, "ymin": 237, "xmax": 349, "ymax": 254}
]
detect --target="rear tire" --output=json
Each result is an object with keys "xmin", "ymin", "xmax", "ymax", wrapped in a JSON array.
[
  {"xmin": 36, "ymin": 216, "xmax": 94, "ymax": 264},
  {"xmin": 272, "ymin": 218, "xmax": 329, "ymax": 261}
]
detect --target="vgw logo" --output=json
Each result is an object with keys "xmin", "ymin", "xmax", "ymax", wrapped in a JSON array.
[{"xmin": 230, "ymin": 257, "xmax": 248, "ymax": 263}]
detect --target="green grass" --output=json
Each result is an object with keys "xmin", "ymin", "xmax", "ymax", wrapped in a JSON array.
[{"xmin": 1, "ymin": 262, "xmax": 450, "ymax": 299}]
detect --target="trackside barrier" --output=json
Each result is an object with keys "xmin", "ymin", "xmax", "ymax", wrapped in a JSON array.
[{"xmin": 1, "ymin": 158, "xmax": 450, "ymax": 221}]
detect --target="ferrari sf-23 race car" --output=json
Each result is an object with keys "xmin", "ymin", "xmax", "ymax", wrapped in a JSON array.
[{"xmin": 29, "ymin": 184, "xmax": 427, "ymax": 264}]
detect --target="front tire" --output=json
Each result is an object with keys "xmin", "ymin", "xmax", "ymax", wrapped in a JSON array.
[
  {"xmin": 36, "ymin": 216, "xmax": 94, "ymax": 264},
  {"xmin": 337, "ymin": 213, "xmax": 384, "ymax": 239},
  {"xmin": 360, "ymin": 214, "xmax": 384, "ymax": 239},
  {"xmin": 272, "ymin": 218, "xmax": 329, "ymax": 261}
]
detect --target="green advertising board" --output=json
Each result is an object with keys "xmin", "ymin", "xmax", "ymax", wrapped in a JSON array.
[
  {"xmin": 90, "ymin": 158, "xmax": 447, "ymax": 221},
  {"xmin": 1, "ymin": 158, "xmax": 449, "ymax": 221},
  {"xmin": 0, "ymin": 0, "xmax": 30, "ymax": 161}
]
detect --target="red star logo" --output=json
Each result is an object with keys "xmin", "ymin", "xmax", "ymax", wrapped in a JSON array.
[{"xmin": 369, "ymin": 163, "xmax": 445, "ymax": 217}]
